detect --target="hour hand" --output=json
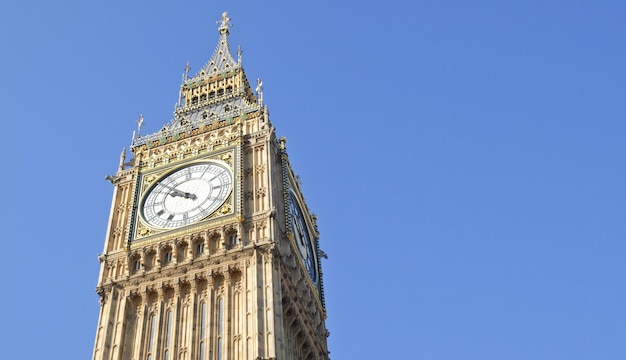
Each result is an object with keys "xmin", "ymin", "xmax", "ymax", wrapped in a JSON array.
[
  {"xmin": 159, "ymin": 183, "xmax": 197, "ymax": 200},
  {"xmin": 169, "ymin": 189, "xmax": 197, "ymax": 200}
]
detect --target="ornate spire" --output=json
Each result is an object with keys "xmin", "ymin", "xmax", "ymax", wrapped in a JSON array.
[
  {"xmin": 191, "ymin": 12, "xmax": 238, "ymax": 79},
  {"xmin": 131, "ymin": 12, "xmax": 262, "ymax": 149}
]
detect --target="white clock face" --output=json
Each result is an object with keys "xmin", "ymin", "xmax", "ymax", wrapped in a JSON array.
[
  {"xmin": 288, "ymin": 189, "xmax": 317, "ymax": 283},
  {"xmin": 141, "ymin": 161, "xmax": 233, "ymax": 229}
]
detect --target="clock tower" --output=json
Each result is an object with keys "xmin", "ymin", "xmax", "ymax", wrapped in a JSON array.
[{"xmin": 93, "ymin": 13, "xmax": 329, "ymax": 360}]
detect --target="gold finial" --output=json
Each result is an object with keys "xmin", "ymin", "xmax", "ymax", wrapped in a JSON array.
[{"xmin": 218, "ymin": 12, "xmax": 232, "ymax": 35}]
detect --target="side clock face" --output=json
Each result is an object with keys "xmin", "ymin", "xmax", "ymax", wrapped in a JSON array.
[
  {"xmin": 288, "ymin": 189, "xmax": 317, "ymax": 283},
  {"xmin": 141, "ymin": 161, "xmax": 233, "ymax": 229}
]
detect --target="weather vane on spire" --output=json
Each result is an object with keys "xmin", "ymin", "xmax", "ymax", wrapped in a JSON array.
[{"xmin": 217, "ymin": 12, "xmax": 232, "ymax": 35}]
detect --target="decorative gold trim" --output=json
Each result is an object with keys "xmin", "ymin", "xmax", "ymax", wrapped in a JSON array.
[{"xmin": 132, "ymin": 148, "xmax": 238, "ymax": 241}]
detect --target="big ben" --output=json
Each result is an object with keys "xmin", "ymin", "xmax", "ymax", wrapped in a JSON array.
[{"xmin": 93, "ymin": 12, "xmax": 329, "ymax": 360}]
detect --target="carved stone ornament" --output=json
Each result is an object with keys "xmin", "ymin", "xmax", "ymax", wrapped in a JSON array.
[{"xmin": 137, "ymin": 225, "xmax": 155, "ymax": 237}]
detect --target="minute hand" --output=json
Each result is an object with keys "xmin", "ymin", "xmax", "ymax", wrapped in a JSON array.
[{"xmin": 158, "ymin": 182, "xmax": 197, "ymax": 200}]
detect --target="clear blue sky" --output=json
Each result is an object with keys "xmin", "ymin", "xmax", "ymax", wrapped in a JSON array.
[{"xmin": 1, "ymin": 1, "xmax": 625, "ymax": 359}]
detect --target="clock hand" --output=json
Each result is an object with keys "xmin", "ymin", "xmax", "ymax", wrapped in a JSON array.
[
  {"xmin": 173, "ymin": 191, "xmax": 197, "ymax": 200},
  {"xmin": 158, "ymin": 182, "xmax": 197, "ymax": 200}
]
